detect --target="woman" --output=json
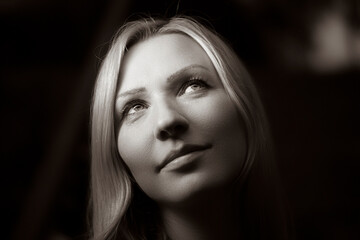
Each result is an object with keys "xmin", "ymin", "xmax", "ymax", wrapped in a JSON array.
[{"xmin": 90, "ymin": 16, "xmax": 291, "ymax": 240}]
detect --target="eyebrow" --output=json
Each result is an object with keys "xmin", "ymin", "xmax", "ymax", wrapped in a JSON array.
[
  {"xmin": 167, "ymin": 64, "xmax": 209, "ymax": 83},
  {"xmin": 117, "ymin": 87, "xmax": 146, "ymax": 99},
  {"xmin": 116, "ymin": 64, "xmax": 209, "ymax": 99}
]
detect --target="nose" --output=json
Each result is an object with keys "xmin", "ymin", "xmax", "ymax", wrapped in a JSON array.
[{"xmin": 154, "ymin": 101, "xmax": 189, "ymax": 141}]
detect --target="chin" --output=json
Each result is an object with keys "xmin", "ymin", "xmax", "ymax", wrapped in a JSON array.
[{"xmin": 153, "ymin": 171, "xmax": 238, "ymax": 207}]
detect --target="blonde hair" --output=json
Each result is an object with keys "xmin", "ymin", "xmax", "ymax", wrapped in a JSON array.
[{"xmin": 90, "ymin": 16, "xmax": 290, "ymax": 240}]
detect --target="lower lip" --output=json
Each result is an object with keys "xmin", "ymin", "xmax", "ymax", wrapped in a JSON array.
[{"xmin": 161, "ymin": 150, "xmax": 206, "ymax": 172}]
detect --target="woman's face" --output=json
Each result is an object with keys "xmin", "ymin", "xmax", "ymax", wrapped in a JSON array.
[{"xmin": 115, "ymin": 33, "xmax": 247, "ymax": 205}]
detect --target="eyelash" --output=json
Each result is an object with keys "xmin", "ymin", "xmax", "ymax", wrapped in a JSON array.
[
  {"xmin": 121, "ymin": 78, "xmax": 209, "ymax": 118},
  {"xmin": 178, "ymin": 78, "xmax": 209, "ymax": 95},
  {"xmin": 121, "ymin": 100, "xmax": 148, "ymax": 118}
]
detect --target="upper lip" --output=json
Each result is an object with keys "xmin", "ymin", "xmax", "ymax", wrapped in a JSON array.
[{"xmin": 158, "ymin": 143, "xmax": 212, "ymax": 170}]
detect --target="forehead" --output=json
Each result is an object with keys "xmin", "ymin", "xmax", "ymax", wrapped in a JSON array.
[{"xmin": 118, "ymin": 33, "xmax": 215, "ymax": 92}]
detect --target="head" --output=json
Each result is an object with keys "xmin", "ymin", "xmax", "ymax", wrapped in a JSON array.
[{"xmin": 90, "ymin": 16, "xmax": 287, "ymax": 240}]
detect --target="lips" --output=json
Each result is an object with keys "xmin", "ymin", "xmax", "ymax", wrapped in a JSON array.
[{"xmin": 159, "ymin": 144, "xmax": 212, "ymax": 171}]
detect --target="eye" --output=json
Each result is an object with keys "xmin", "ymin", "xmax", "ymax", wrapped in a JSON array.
[
  {"xmin": 122, "ymin": 100, "xmax": 148, "ymax": 118},
  {"xmin": 128, "ymin": 104, "xmax": 146, "ymax": 114},
  {"xmin": 180, "ymin": 79, "xmax": 209, "ymax": 95}
]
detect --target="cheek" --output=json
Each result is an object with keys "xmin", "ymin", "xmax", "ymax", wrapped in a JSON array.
[
  {"xmin": 191, "ymin": 91, "xmax": 247, "ymax": 175},
  {"xmin": 192, "ymin": 91, "xmax": 245, "ymax": 139},
  {"xmin": 117, "ymin": 127, "xmax": 153, "ymax": 177},
  {"xmin": 214, "ymin": 94, "xmax": 247, "ymax": 155},
  {"xmin": 117, "ymin": 126, "xmax": 163, "ymax": 200}
]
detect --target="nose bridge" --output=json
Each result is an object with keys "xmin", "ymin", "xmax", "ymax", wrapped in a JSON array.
[
  {"xmin": 154, "ymin": 96, "xmax": 180, "ymax": 126},
  {"xmin": 152, "ymin": 95, "xmax": 188, "ymax": 140}
]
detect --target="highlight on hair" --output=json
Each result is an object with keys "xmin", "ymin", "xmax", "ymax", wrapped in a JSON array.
[{"xmin": 90, "ymin": 16, "xmax": 291, "ymax": 240}]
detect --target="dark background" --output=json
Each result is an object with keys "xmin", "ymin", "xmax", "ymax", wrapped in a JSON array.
[{"xmin": 1, "ymin": 0, "xmax": 359, "ymax": 239}]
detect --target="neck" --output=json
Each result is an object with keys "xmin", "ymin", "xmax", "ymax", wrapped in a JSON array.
[{"xmin": 160, "ymin": 188, "xmax": 243, "ymax": 240}]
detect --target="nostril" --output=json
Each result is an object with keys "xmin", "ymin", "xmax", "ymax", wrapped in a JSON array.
[
  {"xmin": 173, "ymin": 123, "xmax": 188, "ymax": 134},
  {"xmin": 157, "ymin": 122, "xmax": 189, "ymax": 140},
  {"xmin": 158, "ymin": 130, "xmax": 169, "ymax": 140}
]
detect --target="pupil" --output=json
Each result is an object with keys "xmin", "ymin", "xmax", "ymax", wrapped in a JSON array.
[{"xmin": 191, "ymin": 84, "xmax": 200, "ymax": 90}]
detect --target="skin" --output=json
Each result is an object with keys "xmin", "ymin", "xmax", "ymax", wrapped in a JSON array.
[{"xmin": 115, "ymin": 33, "xmax": 247, "ymax": 208}]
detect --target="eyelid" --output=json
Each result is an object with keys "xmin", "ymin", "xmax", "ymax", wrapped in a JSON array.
[
  {"xmin": 178, "ymin": 77, "xmax": 209, "ymax": 96},
  {"xmin": 121, "ymin": 99, "xmax": 148, "ymax": 118}
]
